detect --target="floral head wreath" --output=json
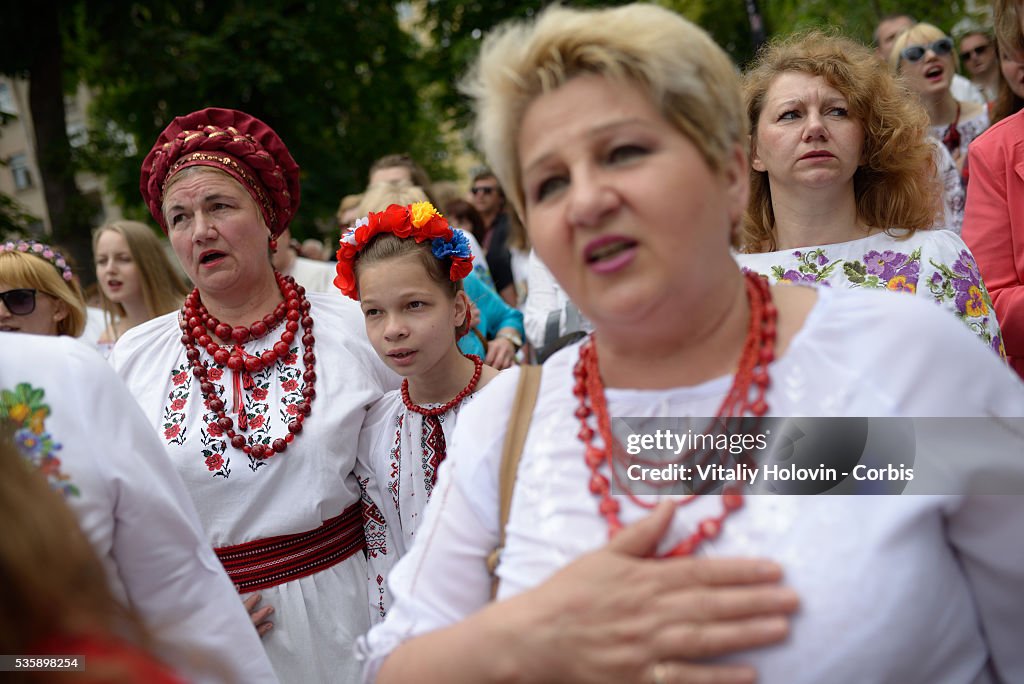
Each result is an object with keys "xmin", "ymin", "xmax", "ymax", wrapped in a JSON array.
[
  {"xmin": 0, "ymin": 240, "xmax": 74, "ymax": 282},
  {"xmin": 333, "ymin": 201, "xmax": 473, "ymax": 299}
]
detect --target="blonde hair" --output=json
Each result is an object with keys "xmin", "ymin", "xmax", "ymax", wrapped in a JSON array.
[
  {"xmin": 355, "ymin": 181, "xmax": 430, "ymax": 217},
  {"xmin": 0, "ymin": 250, "xmax": 86, "ymax": 336},
  {"xmin": 92, "ymin": 221, "xmax": 189, "ymax": 340},
  {"xmin": 335, "ymin": 193, "xmax": 363, "ymax": 226},
  {"xmin": 460, "ymin": 3, "xmax": 746, "ymax": 220},
  {"xmin": 889, "ymin": 23, "xmax": 959, "ymax": 72},
  {"xmin": 742, "ymin": 30, "xmax": 939, "ymax": 252}
]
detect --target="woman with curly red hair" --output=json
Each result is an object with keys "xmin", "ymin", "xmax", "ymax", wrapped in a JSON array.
[{"xmin": 737, "ymin": 31, "xmax": 1004, "ymax": 358}]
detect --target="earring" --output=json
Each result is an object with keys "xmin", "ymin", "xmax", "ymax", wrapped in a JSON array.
[{"xmin": 269, "ymin": 238, "xmax": 278, "ymax": 251}]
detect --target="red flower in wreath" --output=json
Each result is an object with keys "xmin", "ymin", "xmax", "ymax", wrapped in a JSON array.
[
  {"xmin": 205, "ymin": 454, "xmax": 224, "ymax": 471},
  {"xmin": 450, "ymin": 257, "xmax": 473, "ymax": 281},
  {"xmin": 170, "ymin": 398, "xmax": 187, "ymax": 411},
  {"xmin": 333, "ymin": 202, "xmax": 474, "ymax": 300},
  {"xmin": 164, "ymin": 425, "xmax": 181, "ymax": 439},
  {"xmin": 380, "ymin": 204, "xmax": 413, "ymax": 238}
]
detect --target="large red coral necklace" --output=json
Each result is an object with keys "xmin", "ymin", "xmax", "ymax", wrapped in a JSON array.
[
  {"xmin": 573, "ymin": 271, "xmax": 775, "ymax": 555},
  {"xmin": 179, "ymin": 271, "xmax": 316, "ymax": 459}
]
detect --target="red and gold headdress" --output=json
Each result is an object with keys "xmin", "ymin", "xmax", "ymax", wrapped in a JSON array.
[
  {"xmin": 333, "ymin": 202, "xmax": 474, "ymax": 299},
  {"xmin": 139, "ymin": 107, "xmax": 300, "ymax": 237}
]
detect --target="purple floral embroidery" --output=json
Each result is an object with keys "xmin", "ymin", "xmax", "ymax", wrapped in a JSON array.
[
  {"xmin": 863, "ymin": 250, "xmax": 917, "ymax": 282},
  {"xmin": 781, "ymin": 269, "xmax": 820, "ymax": 285},
  {"xmin": 952, "ymin": 250, "xmax": 981, "ymax": 284},
  {"xmin": 767, "ymin": 248, "xmax": 839, "ymax": 285}
]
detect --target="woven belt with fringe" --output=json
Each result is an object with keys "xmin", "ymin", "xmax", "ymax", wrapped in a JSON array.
[{"xmin": 214, "ymin": 502, "xmax": 365, "ymax": 592}]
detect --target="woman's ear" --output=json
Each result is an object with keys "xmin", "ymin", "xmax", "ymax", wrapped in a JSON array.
[
  {"xmin": 454, "ymin": 290, "xmax": 470, "ymax": 332},
  {"xmin": 51, "ymin": 297, "xmax": 69, "ymax": 331},
  {"xmin": 724, "ymin": 143, "xmax": 752, "ymax": 228},
  {"xmin": 749, "ymin": 133, "xmax": 767, "ymax": 173}
]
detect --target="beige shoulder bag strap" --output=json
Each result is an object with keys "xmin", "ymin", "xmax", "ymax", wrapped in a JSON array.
[{"xmin": 486, "ymin": 364, "xmax": 542, "ymax": 599}]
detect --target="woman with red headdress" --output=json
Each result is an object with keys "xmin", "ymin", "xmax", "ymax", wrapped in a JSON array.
[{"xmin": 110, "ymin": 108, "xmax": 397, "ymax": 684}]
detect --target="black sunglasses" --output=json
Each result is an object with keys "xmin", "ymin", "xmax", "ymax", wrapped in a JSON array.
[
  {"xmin": 470, "ymin": 186, "xmax": 496, "ymax": 196},
  {"xmin": 901, "ymin": 38, "xmax": 954, "ymax": 63},
  {"xmin": 959, "ymin": 44, "xmax": 990, "ymax": 62},
  {"xmin": 0, "ymin": 288, "xmax": 37, "ymax": 316}
]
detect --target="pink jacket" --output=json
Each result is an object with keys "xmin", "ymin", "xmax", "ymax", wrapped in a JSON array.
[{"xmin": 963, "ymin": 110, "xmax": 1024, "ymax": 380}]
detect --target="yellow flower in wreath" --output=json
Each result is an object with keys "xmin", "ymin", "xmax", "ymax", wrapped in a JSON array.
[{"xmin": 410, "ymin": 201, "xmax": 440, "ymax": 228}]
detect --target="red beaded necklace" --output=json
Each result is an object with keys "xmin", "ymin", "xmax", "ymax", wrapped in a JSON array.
[
  {"xmin": 400, "ymin": 354, "xmax": 484, "ymax": 416},
  {"xmin": 573, "ymin": 271, "xmax": 776, "ymax": 555},
  {"xmin": 401, "ymin": 354, "xmax": 483, "ymax": 489},
  {"xmin": 179, "ymin": 271, "xmax": 317, "ymax": 460}
]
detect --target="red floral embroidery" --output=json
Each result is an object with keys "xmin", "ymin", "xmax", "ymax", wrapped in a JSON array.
[
  {"xmin": 282, "ymin": 379, "xmax": 298, "ymax": 392},
  {"xmin": 172, "ymin": 371, "xmax": 188, "ymax": 385},
  {"xmin": 249, "ymin": 414, "xmax": 265, "ymax": 429},
  {"xmin": 252, "ymin": 387, "xmax": 268, "ymax": 401},
  {"xmin": 207, "ymin": 367, "xmax": 224, "ymax": 381},
  {"xmin": 170, "ymin": 398, "xmax": 186, "ymax": 411},
  {"xmin": 208, "ymin": 422, "xmax": 223, "ymax": 437},
  {"xmin": 286, "ymin": 403, "xmax": 300, "ymax": 415},
  {"xmin": 205, "ymin": 454, "xmax": 224, "ymax": 471},
  {"xmin": 164, "ymin": 425, "xmax": 181, "ymax": 439}
]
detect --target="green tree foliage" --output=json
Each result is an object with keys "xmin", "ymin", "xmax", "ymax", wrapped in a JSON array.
[
  {"xmin": 416, "ymin": 0, "xmax": 979, "ymax": 130},
  {"xmin": 758, "ymin": 0, "xmax": 982, "ymax": 61},
  {"xmin": 0, "ymin": 192, "xmax": 41, "ymax": 238},
  {"xmin": 68, "ymin": 0, "xmax": 452, "ymax": 238},
  {"xmin": 0, "ymin": 2, "xmax": 97, "ymax": 282}
]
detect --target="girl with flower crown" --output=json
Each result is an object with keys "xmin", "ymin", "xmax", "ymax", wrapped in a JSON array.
[{"xmin": 335, "ymin": 201, "xmax": 500, "ymax": 619}]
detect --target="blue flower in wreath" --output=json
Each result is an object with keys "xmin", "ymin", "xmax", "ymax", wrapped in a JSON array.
[{"xmin": 431, "ymin": 229, "xmax": 472, "ymax": 261}]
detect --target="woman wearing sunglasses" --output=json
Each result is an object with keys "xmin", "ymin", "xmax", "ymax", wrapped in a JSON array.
[
  {"xmin": 0, "ymin": 239, "xmax": 86, "ymax": 336},
  {"xmin": 890, "ymin": 23, "xmax": 990, "ymax": 174}
]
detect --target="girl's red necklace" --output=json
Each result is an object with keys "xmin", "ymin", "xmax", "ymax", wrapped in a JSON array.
[
  {"xmin": 179, "ymin": 271, "xmax": 316, "ymax": 460},
  {"xmin": 401, "ymin": 354, "xmax": 483, "ymax": 416},
  {"xmin": 573, "ymin": 271, "xmax": 776, "ymax": 556}
]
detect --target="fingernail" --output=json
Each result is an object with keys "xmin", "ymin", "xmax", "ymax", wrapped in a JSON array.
[
  {"xmin": 753, "ymin": 616, "xmax": 788, "ymax": 637},
  {"xmin": 775, "ymin": 588, "xmax": 799, "ymax": 609}
]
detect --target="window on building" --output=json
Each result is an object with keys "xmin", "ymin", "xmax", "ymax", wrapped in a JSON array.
[
  {"xmin": 10, "ymin": 154, "xmax": 32, "ymax": 190},
  {"xmin": 0, "ymin": 83, "xmax": 14, "ymax": 115}
]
